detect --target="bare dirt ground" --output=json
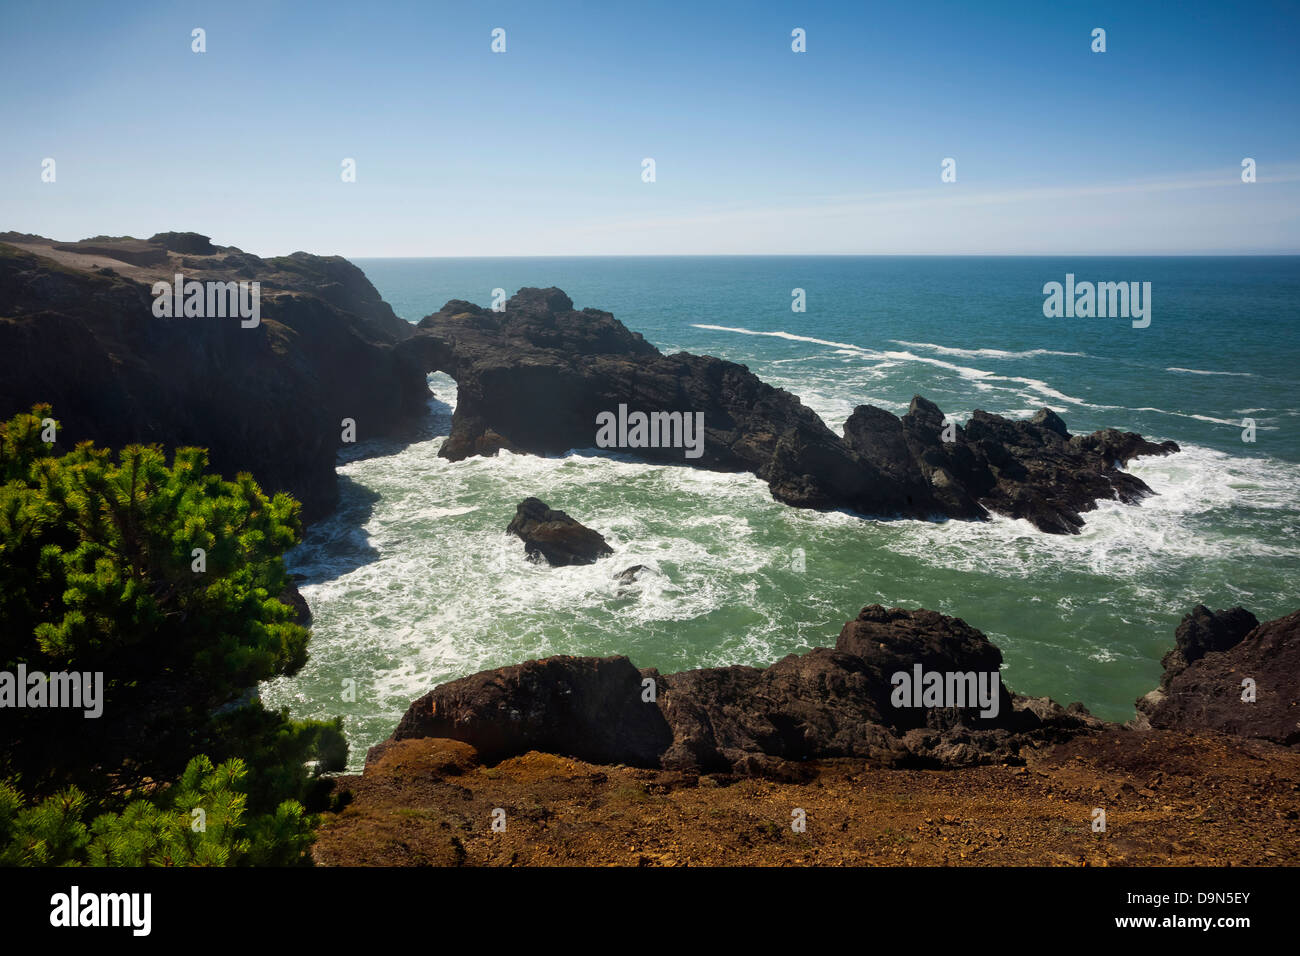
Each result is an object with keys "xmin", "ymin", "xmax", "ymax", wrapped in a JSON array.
[
  {"xmin": 0, "ymin": 238, "xmax": 161, "ymax": 279},
  {"xmin": 312, "ymin": 730, "xmax": 1300, "ymax": 866}
]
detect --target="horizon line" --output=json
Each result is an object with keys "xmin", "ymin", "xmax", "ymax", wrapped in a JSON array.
[{"xmin": 345, "ymin": 251, "xmax": 1300, "ymax": 260}]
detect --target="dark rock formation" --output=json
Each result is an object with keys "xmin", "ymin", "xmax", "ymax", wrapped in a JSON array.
[
  {"xmin": 506, "ymin": 497, "xmax": 614, "ymax": 566},
  {"xmin": 652, "ymin": 605, "xmax": 1092, "ymax": 772},
  {"xmin": 387, "ymin": 605, "xmax": 1108, "ymax": 774},
  {"xmin": 1159, "ymin": 605, "xmax": 1259, "ymax": 686},
  {"xmin": 845, "ymin": 396, "xmax": 1180, "ymax": 533},
  {"xmin": 1135, "ymin": 607, "xmax": 1298, "ymax": 747},
  {"xmin": 0, "ymin": 235, "xmax": 428, "ymax": 520},
  {"xmin": 390, "ymin": 655, "xmax": 673, "ymax": 767},
  {"xmin": 399, "ymin": 287, "xmax": 1178, "ymax": 533}
]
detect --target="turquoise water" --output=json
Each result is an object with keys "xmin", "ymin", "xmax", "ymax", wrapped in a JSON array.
[{"xmin": 262, "ymin": 257, "xmax": 1300, "ymax": 769}]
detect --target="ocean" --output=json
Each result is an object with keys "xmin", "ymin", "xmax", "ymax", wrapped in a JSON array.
[{"xmin": 260, "ymin": 256, "xmax": 1300, "ymax": 769}]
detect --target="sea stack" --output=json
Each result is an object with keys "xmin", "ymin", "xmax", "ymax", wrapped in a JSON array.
[{"xmin": 506, "ymin": 497, "xmax": 615, "ymax": 567}]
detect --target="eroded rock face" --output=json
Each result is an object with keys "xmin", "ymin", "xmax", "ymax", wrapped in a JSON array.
[
  {"xmin": 388, "ymin": 604, "xmax": 1109, "ymax": 774},
  {"xmin": 1135, "ymin": 607, "xmax": 1298, "ymax": 747},
  {"xmin": 0, "ymin": 235, "xmax": 428, "ymax": 520},
  {"xmin": 400, "ymin": 287, "xmax": 1178, "ymax": 533},
  {"xmin": 506, "ymin": 497, "xmax": 614, "ymax": 566}
]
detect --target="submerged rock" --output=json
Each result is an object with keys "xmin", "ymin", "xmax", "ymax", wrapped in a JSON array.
[
  {"xmin": 614, "ymin": 564, "xmax": 647, "ymax": 584},
  {"xmin": 506, "ymin": 497, "xmax": 614, "ymax": 566}
]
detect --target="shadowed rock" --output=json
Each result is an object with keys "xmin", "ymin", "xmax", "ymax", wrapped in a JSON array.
[
  {"xmin": 279, "ymin": 579, "xmax": 312, "ymax": 627},
  {"xmin": 1160, "ymin": 605, "xmax": 1260, "ymax": 685},
  {"xmin": 389, "ymin": 655, "xmax": 673, "ymax": 767},
  {"xmin": 614, "ymin": 564, "xmax": 647, "ymax": 584},
  {"xmin": 0, "ymin": 234, "xmax": 427, "ymax": 520},
  {"xmin": 1135, "ymin": 606, "xmax": 1297, "ymax": 747}
]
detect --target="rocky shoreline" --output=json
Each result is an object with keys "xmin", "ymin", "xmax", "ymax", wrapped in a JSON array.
[
  {"xmin": 2, "ymin": 236, "xmax": 1178, "ymax": 534},
  {"xmin": 317, "ymin": 601, "xmax": 1300, "ymax": 866},
  {"xmin": 4, "ymin": 233, "xmax": 1291, "ymax": 866},
  {"xmin": 376, "ymin": 601, "xmax": 1299, "ymax": 771}
]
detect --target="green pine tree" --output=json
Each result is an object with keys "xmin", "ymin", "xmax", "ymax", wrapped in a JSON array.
[{"xmin": 0, "ymin": 405, "xmax": 346, "ymax": 865}]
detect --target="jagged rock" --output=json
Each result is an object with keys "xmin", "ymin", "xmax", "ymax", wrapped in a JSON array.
[
  {"xmin": 390, "ymin": 604, "xmax": 1113, "ymax": 774},
  {"xmin": 854, "ymin": 398, "xmax": 1182, "ymax": 534},
  {"xmin": 1161, "ymin": 605, "xmax": 1260, "ymax": 683},
  {"xmin": 1135, "ymin": 608, "xmax": 1298, "ymax": 747},
  {"xmin": 506, "ymin": 497, "xmax": 614, "ymax": 566},
  {"xmin": 654, "ymin": 650, "xmax": 905, "ymax": 771},
  {"xmin": 1133, "ymin": 606, "xmax": 1260, "ymax": 728},
  {"xmin": 399, "ymin": 287, "xmax": 1178, "ymax": 533},
  {"xmin": 832, "ymin": 605, "xmax": 1014, "ymax": 730}
]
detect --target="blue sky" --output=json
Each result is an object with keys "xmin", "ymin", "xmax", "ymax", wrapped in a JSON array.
[{"xmin": 2, "ymin": 0, "xmax": 1297, "ymax": 255}]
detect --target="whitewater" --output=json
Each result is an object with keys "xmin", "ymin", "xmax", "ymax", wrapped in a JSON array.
[{"xmin": 261, "ymin": 256, "xmax": 1300, "ymax": 769}]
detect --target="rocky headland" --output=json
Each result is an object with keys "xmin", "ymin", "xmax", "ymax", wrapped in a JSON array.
[
  {"xmin": 2, "ymin": 234, "xmax": 1291, "ymax": 866},
  {"xmin": 399, "ymin": 287, "xmax": 1179, "ymax": 533},
  {"xmin": 0, "ymin": 232, "xmax": 428, "ymax": 520}
]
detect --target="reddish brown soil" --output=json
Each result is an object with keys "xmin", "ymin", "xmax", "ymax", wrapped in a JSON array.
[{"xmin": 312, "ymin": 730, "xmax": 1300, "ymax": 866}]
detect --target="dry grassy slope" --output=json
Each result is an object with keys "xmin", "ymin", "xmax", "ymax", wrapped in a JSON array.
[{"xmin": 313, "ymin": 732, "xmax": 1300, "ymax": 866}]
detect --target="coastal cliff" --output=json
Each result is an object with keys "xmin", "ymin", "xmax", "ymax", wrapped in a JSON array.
[{"xmin": 0, "ymin": 232, "xmax": 428, "ymax": 520}]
